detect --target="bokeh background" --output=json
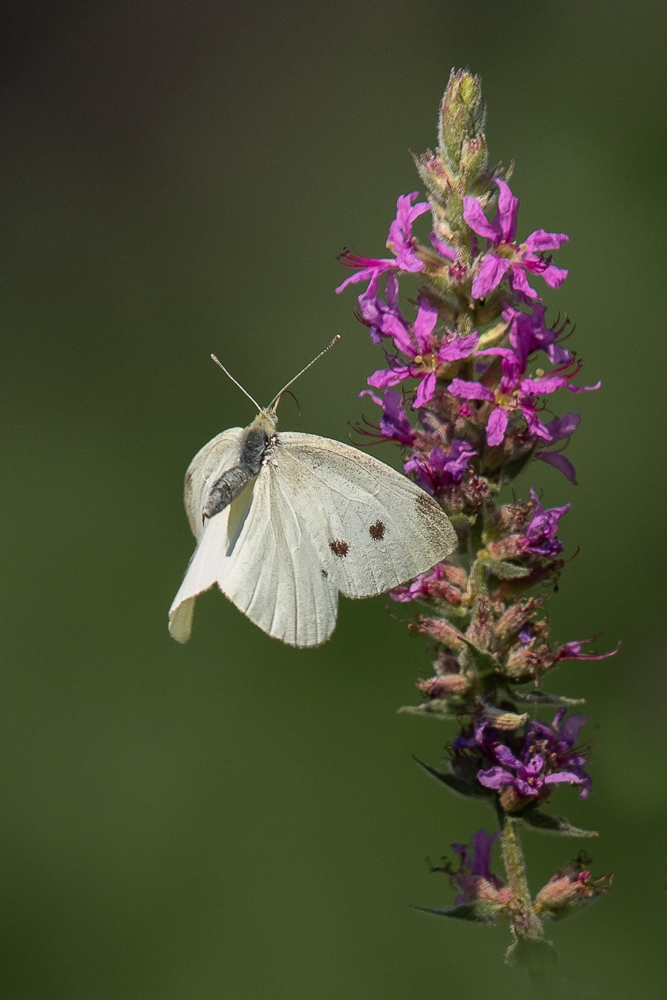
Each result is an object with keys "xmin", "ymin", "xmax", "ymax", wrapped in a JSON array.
[{"xmin": 0, "ymin": 1, "xmax": 665, "ymax": 996}]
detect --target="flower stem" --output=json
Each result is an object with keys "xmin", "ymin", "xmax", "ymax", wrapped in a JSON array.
[{"xmin": 500, "ymin": 815, "xmax": 543, "ymax": 939}]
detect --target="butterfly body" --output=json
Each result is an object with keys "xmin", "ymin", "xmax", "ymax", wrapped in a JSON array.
[{"xmin": 203, "ymin": 411, "xmax": 277, "ymax": 521}]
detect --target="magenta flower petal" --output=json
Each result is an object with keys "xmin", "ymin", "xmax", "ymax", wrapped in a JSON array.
[
  {"xmin": 471, "ymin": 254, "xmax": 511, "ymax": 298},
  {"xmin": 437, "ymin": 332, "xmax": 479, "ymax": 363},
  {"xmin": 462, "ymin": 196, "xmax": 499, "ymax": 242},
  {"xmin": 523, "ymin": 229, "xmax": 569, "ymax": 253},
  {"xmin": 413, "ymin": 299, "xmax": 439, "ymax": 353},
  {"xmin": 493, "ymin": 744, "xmax": 523, "ymax": 770},
  {"xmin": 367, "ymin": 366, "xmax": 411, "ymax": 388},
  {"xmin": 448, "ymin": 378, "xmax": 494, "ymax": 402},
  {"xmin": 429, "ymin": 231, "xmax": 456, "ymax": 260},
  {"xmin": 495, "ymin": 179, "xmax": 519, "ymax": 243},
  {"xmin": 542, "ymin": 412, "xmax": 581, "ymax": 441},
  {"xmin": 567, "ymin": 380, "xmax": 601, "ymax": 393},
  {"xmin": 388, "ymin": 192, "xmax": 430, "ymax": 246},
  {"xmin": 555, "ymin": 638, "xmax": 618, "ymax": 662},
  {"xmin": 541, "ymin": 264, "xmax": 569, "ymax": 288},
  {"xmin": 358, "ymin": 388, "xmax": 383, "ymax": 406},
  {"xmin": 468, "ymin": 830, "xmax": 499, "ymax": 880},
  {"xmin": 385, "ymin": 273, "xmax": 399, "ymax": 309},
  {"xmin": 413, "ymin": 371, "xmax": 436, "ymax": 408},
  {"xmin": 509, "ymin": 266, "xmax": 539, "ymax": 299},
  {"xmin": 486, "ymin": 406, "xmax": 509, "ymax": 446},
  {"xmin": 543, "ymin": 771, "xmax": 585, "ymax": 787},
  {"xmin": 477, "ymin": 767, "xmax": 515, "ymax": 790},
  {"xmin": 520, "ymin": 488, "xmax": 570, "ymax": 556},
  {"xmin": 522, "ymin": 409, "xmax": 554, "ymax": 442},
  {"xmin": 524, "ymin": 753, "xmax": 545, "ymax": 777},
  {"xmin": 559, "ymin": 713, "xmax": 588, "ymax": 744},
  {"xmin": 535, "ymin": 451, "xmax": 579, "ymax": 485},
  {"xmin": 521, "ymin": 375, "xmax": 569, "ymax": 396},
  {"xmin": 382, "ymin": 314, "xmax": 414, "ymax": 356}
]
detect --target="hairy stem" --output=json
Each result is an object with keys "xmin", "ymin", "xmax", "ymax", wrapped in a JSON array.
[{"xmin": 500, "ymin": 816, "xmax": 543, "ymax": 939}]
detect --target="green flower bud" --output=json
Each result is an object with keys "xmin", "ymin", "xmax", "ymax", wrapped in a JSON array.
[{"xmin": 438, "ymin": 69, "xmax": 486, "ymax": 177}]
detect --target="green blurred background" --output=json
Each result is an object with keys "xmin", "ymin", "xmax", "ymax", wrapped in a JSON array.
[{"xmin": 0, "ymin": 0, "xmax": 665, "ymax": 996}]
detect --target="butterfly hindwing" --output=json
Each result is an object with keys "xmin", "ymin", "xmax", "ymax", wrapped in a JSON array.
[{"xmin": 217, "ymin": 462, "xmax": 339, "ymax": 647}]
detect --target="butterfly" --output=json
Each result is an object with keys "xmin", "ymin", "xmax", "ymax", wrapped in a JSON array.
[{"xmin": 169, "ymin": 339, "xmax": 457, "ymax": 647}]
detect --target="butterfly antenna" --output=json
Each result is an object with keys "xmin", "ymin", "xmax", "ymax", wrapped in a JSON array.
[
  {"xmin": 268, "ymin": 335, "xmax": 341, "ymax": 412},
  {"xmin": 210, "ymin": 354, "xmax": 262, "ymax": 413}
]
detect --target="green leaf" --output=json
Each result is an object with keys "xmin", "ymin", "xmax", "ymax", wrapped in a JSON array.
[
  {"xmin": 461, "ymin": 638, "xmax": 497, "ymax": 675},
  {"xmin": 413, "ymin": 756, "xmax": 492, "ymax": 800},
  {"xmin": 487, "ymin": 560, "xmax": 530, "ymax": 580},
  {"xmin": 411, "ymin": 902, "xmax": 499, "ymax": 924},
  {"xmin": 398, "ymin": 701, "xmax": 456, "ymax": 720},
  {"xmin": 521, "ymin": 809, "xmax": 598, "ymax": 838},
  {"xmin": 510, "ymin": 690, "xmax": 586, "ymax": 708}
]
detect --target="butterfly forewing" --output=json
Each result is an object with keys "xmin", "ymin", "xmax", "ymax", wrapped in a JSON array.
[{"xmin": 273, "ymin": 432, "xmax": 457, "ymax": 598}]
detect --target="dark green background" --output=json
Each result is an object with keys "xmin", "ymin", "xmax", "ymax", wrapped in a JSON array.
[{"xmin": 0, "ymin": 1, "xmax": 665, "ymax": 996}]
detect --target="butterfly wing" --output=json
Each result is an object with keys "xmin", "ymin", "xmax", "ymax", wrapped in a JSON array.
[
  {"xmin": 169, "ymin": 427, "xmax": 245, "ymax": 641},
  {"xmin": 273, "ymin": 432, "xmax": 457, "ymax": 598},
  {"xmin": 183, "ymin": 427, "xmax": 245, "ymax": 538},
  {"xmin": 216, "ymin": 464, "xmax": 339, "ymax": 647},
  {"xmin": 170, "ymin": 426, "xmax": 456, "ymax": 646}
]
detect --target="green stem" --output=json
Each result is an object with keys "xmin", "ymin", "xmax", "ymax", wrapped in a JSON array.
[{"xmin": 500, "ymin": 815, "xmax": 543, "ymax": 940}]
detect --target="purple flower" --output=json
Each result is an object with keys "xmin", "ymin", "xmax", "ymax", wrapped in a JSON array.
[
  {"xmin": 358, "ymin": 387, "xmax": 417, "ymax": 445},
  {"xmin": 505, "ymin": 304, "xmax": 571, "ymax": 367},
  {"xmin": 448, "ymin": 346, "xmax": 546, "ymax": 446},
  {"xmin": 452, "ymin": 829, "xmax": 499, "ymax": 883},
  {"xmin": 390, "ymin": 563, "xmax": 446, "ymax": 603},
  {"xmin": 476, "ymin": 710, "xmax": 591, "ymax": 806},
  {"xmin": 463, "ymin": 179, "xmax": 569, "ymax": 300},
  {"xmin": 404, "ymin": 439, "xmax": 477, "ymax": 494},
  {"xmin": 336, "ymin": 192, "xmax": 430, "ymax": 294},
  {"xmin": 518, "ymin": 624, "xmax": 533, "ymax": 644},
  {"xmin": 555, "ymin": 636, "xmax": 619, "ymax": 663},
  {"xmin": 448, "ymin": 830, "xmax": 508, "ymax": 906},
  {"xmin": 367, "ymin": 298, "xmax": 479, "ymax": 408},
  {"xmin": 520, "ymin": 488, "xmax": 570, "ymax": 558},
  {"xmin": 533, "ymin": 411, "xmax": 582, "ymax": 484},
  {"xmin": 449, "ymin": 350, "xmax": 598, "ymax": 448},
  {"xmin": 432, "ymin": 829, "xmax": 512, "ymax": 913},
  {"xmin": 356, "ymin": 273, "xmax": 404, "ymax": 345}
]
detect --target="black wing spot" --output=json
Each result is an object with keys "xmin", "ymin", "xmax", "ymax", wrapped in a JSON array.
[
  {"xmin": 321, "ymin": 568, "xmax": 329, "ymax": 578},
  {"xmin": 369, "ymin": 520, "xmax": 385, "ymax": 540},
  {"xmin": 329, "ymin": 539, "xmax": 349, "ymax": 558}
]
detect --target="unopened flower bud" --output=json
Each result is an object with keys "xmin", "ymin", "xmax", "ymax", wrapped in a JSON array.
[
  {"xmin": 418, "ymin": 673, "xmax": 471, "ymax": 698},
  {"xmin": 439, "ymin": 69, "xmax": 486, "ymax": 177},
  {"xmin": 460, "ymin": 134, "xmax": 489, "ymax": 187},
  {"xmin": 534, "ymin": 856, "xmax": 612, "ymax": 921},
  {"xmin": 486, "ymin": 535, "xmax": 523, "ymax": 560},
  {"xmin": 416, "ymin": 616, "xmax": 466, "ymax": 648},
  {"xmin": 481, "ymin": 705, "xmax": 528, "ymax": 730},
  {"xmin": 494, "ymin": 598, "xmax": 543, "ymax": 645}
]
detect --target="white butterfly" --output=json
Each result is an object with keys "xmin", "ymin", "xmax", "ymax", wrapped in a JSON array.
[{"xmin": 169, "ymin": 339, "xmax": 457, "ymax": 647}]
